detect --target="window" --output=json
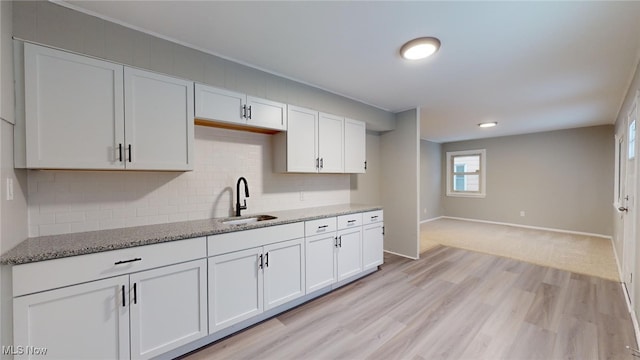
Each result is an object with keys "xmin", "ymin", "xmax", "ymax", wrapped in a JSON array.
[
  {"xmin": 446, "ymin": 149, "xmax": 486, "ymax": 198},
  {"xmin": 629, "ymin": 120, "xmax": 636, "ymax": 160}
]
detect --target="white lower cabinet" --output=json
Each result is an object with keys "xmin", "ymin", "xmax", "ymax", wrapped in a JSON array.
[
  {"xmin": 13, "ymin": 275, "xmax": 130, "ymax": 360},
  {"xmin": 129, "ymin": 259, "xmax": 208, "ymax": 360},
  {"xmin": 336, "ymin": 227, "xmax": 363, "ymax": 281},
  {"xmin": 12, "ymin": 238, "xmax": 207, "ymax": 360},
  {"xmin": 208, "ymin": 247, "xmax": 264, "ymax": 333},
  {"xmin": 263, "ymin": 239, "xmax": 306, "ymax": 310},
  {"xmin": 362, "ymin": 210, "xmax": 384, "ymax": 271},
  {"xmin": 208, "ymin": 237, "xmax": 305, "ymax": 333},
  {"xmin": 305, "ymin": 232, "xmax": 337, "ymax": 293}
]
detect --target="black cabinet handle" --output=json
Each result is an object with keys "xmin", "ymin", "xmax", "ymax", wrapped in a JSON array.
[
  {"xmin": 347, "ymin": 220, "xmax": 357, "ymax": 224},
  {"xmin": 133, "ymin": 283, "xmax": 137, "ymax": 304},
  {"xmin": 242, "ymin": 105, "xmax": 247, "ymax": 118},
  {"xmin": 259, "ymin": 254, "xmax": 263, "ymax": 269},
  {"xmin": 364, "ymin": 160, "xmax": 367, "ymax": 170},
  {"xmin": 318, "ymin": 225, "xmax": 328, "ymax": 229},
  {"xmin": 371, "ymin": 216, "xmax": 378, "ymax": 220},
  {"xmin": 121, "ymin": 285, "xmax": 126, "ymax": 307},
  {"xmin": 316, "ymin": 158, "xmax": 319, "ymax": 169},
  {"xmin": 320, "ymin": 158, "xmax": 324, "ymax": 169},
  {"xmin": 338, "ymin": 236, "xmax": 342, "ymax": 247},
  {"xmin": 334, "ymin": 236, "xmax": 339, "ymax": 248},
  {"xmin": 128, "ymin": 144, "xmax": 132, "ymax": 162},
  {"xmin": 247, "ymin": 105, "xmax": 252, "ymax": 119},
  {"xmin": 118, "ymin": 143, "xmax": 123, "ymax": 162},
  {"xmin": 265, "ymin": 252, "xmax": 269, "ymax": 267},
  {"xmin": 114, "ymin": 257, "xmax": 142, "ymax": 265},
  {"xmin": 383, "ymin": 226, "xmax": 385, "ymax": 235}
]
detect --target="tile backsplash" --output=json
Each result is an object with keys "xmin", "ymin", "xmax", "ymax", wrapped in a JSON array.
[{"xmin": 27, "ymin": 126, "xmax": 350, "ymax": 237}]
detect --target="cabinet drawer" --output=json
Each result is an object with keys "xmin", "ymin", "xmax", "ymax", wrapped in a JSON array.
[
  {"xmin": 208, "ymin": 222, "xmax": 304, "ymax": 256},
  {"xmin": 305, "ymin": 217, "xmax": 337, "ymax": 237},
  {"xmin": 337, "ymin": 213, "xmax": 363, "ymax": 230},
  {"xmin": 363, "ymin": 210, "xmax": 383, "ymax": 224},
  {"xmin": 13, "ymin": 237, "xmax": 207, "ymax": 297}
]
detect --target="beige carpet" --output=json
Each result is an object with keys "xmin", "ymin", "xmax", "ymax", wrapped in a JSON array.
[{"xmin": 420, "ymin": 218, "xmax": 620, "ymax": 281}]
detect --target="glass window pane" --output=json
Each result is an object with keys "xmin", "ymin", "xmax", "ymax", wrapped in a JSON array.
[
  {"xmin": 453, "ymin": 155, "xmax": 480, "ymax": 172},
  {"xmin": 452, "ymin": 175, "xmax": 479, "ymax": 192}
]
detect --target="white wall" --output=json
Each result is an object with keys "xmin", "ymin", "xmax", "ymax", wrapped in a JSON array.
[{"xmin": 381, "ymin": 109, "xmax": 420, "ymax": 259}]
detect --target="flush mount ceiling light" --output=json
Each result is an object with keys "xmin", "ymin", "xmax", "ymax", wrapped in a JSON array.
[
  {"xmin": 478, "ymin": 122, "xmax": 498, "ymax": 128},
  {"xmin": 400, "ymin": 37, "xmax": 441, "ymax": 60}
]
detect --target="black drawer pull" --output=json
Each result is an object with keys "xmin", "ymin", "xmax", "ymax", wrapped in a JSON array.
[
  {"xmin": 371, "ymin": 216, "xmax": 378, "ymax": 219},
  {"xmin": 114, "ymin": 257, "xmax": 142, "ymax": 265},
  {"xmin": 318, "ymin": 225, "xmax": 329, "ymax": 229},
  {"xmin": 347, "ymin": 220, "xmax": 357, "ymax": 223}
]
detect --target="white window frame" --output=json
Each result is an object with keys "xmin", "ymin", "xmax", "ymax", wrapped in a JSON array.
[{"xmin": 446, "ymin": 149, "xmax": 486, "ymax": 198}]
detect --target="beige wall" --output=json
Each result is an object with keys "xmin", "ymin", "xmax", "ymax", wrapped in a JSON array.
[
  {"xmin": 420, "ymin": 140, "xmax": 442, "ymax": 221},
  {"xmin": 381, "ymin": 109, "xmax": 420, "ymax": 259},
  {"xmin": 441, "ymin": 125, "xmax": 614, "ymax": 236}
]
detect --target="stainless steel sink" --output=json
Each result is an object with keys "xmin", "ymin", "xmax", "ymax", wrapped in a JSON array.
[{"xmin": 221, "ymin": 215, "xmax": 277, "ymax": 225}]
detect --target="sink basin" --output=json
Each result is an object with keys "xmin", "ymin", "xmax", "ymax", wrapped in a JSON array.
[{"xmin": 222, "ymin": 215, "xmax": 277, "ymax": 225}]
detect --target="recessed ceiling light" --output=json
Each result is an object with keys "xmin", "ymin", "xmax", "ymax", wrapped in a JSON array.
[
  {"xmin": 478, "ymin": 122, "xmax": 498, "ymax": 128},
  {"xmin": 400, "ymin": 37, "xmax": 441, "ymax": 60}
]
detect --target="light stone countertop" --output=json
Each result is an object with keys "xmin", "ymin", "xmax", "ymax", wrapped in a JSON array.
[{"xmin": 0, "ymin": 204, "xmax": 382, "ymax": 265}]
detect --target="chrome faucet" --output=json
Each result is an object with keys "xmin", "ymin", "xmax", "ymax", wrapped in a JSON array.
[{"xmin": 236, "ymin": 177, "xmax": 249, "ymax": 216}]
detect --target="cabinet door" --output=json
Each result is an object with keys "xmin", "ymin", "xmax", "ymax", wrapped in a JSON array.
[
  {"xmin": 263, "ymin": 238, "xmax": 305, "ymax": 310},
  {"xmin": 336, "ymin": 227, "xmax": 362, "ymax": 281},
  {"xmin": 24, "ymin": 43, "xmax": 124, "ymax": 169},
  {"xmin": 194, "ymin": 84, "xmax": 245, "ymax": 125},
  {"xmin": 129, "ymin": 259, "xmax": 207, "ymax": 360},
  {"xmin": 344, "ymin": 118, "xmax": 366, "ymax": 173},
  {"xmin": 246, "ymin": 96, "xmax": 287, "ymax": 131},
  {"xmin": 287, "ymin": 105, "xmax": 318, "ymax": 172},
  {"xmin": 363, "ymin": 223, "xmax": 384, "ymax": 271},
  {"xmin": 318, "ymin": 112, "xmax": 344, "ymax": 173},
  {"xmin": 209, "ymin": 248, "xmax": 263, "ymax": 333},
  {"xmin": 305, "ymin": 232, "xmax": 337, "ymax": 293},
  {"xmin": 124, "ymin": 68, "xmax": 194, "ymax": 171},
  {"xmin": 13, "ymin": 275, "xmax": 129, "ymax": 360}
]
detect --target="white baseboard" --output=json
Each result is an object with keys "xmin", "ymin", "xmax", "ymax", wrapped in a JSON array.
[
  {"xmin": 441, "ymin": 216, "xmax": 612, "ymax": 240},
  {"xmin": 384, "ymin": 249, "xmax": 418, "ymax": 260},
  {"xmin": 621, "ymin": 281, "xmax": 640, "ymax": 349},
  {"xmin": 420, "ymin": 216, "xmax": 443, "ymax": 224}
]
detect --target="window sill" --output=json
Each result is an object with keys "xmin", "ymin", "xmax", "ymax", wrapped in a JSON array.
[{"xmin": 446, "ymin": 192, "xmax": 486, "ymax": 198}]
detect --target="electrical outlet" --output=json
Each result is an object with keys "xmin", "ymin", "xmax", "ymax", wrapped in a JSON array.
[
  {"xmin": 299, "ymin": 191, "xmax": 305, "ymax": 201},
  {"xmin": 520, "ymin": 211, "xmax": 525, "ymax": 217},
  {"xmin": 6, "ymin": 178, "xmax": 13, "ymax": 201}
]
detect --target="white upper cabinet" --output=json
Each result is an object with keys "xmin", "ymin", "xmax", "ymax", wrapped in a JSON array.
[
  {"xmin": 344, "ymin": 118, "xmax": 366, "ymax": 173},
  {"xmin": 280, "ymin": 105, "xmax": 318, "ymax": 172},
  {"xmin": 274, "ymin": 106, "xmax": 347, "ymax": 173},
  {"xmin": 194, "ymin": 85, "xmax": 245, "ymax": 125},
  {"xmin": 17, "ymin": 43, "xmax": 194, "ymax": 171},
  {"xmin": 124, "ymin": 68, "xmax": 194, "ymax": 171},
  {"xmin": 194, "ymin": 84, "xmax": 286, "ymax": 131},
  {"xmin": 22, "ymin": 42, "xmax": 125, "ymax": 170},
  {"xmin": 318, "ymin": 112, "xmax": 344, "ymax": 173}
]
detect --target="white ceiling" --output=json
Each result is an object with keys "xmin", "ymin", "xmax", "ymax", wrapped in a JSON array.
[{"xmin": 59, "ymin": 1, "xmax": 640, "ymax": 143}]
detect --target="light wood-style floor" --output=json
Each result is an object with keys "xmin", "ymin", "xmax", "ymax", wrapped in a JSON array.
[{"xmin": 183, "ymin": 246, "xmax": 636, "ymax": 360}]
